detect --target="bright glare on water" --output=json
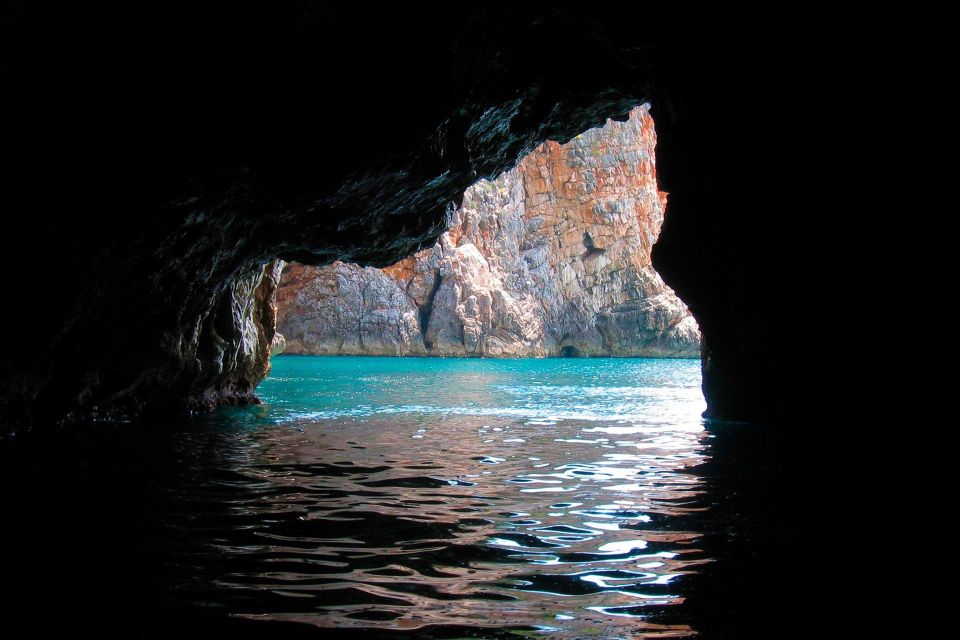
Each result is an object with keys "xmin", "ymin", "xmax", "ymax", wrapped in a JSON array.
[
  {"xmin": 211, "ymin": 355, "xmax": 709, "ymax": 638},
  {"xmin": 2, "ymin": 355, "xmax": 811, "ymax": 639}
]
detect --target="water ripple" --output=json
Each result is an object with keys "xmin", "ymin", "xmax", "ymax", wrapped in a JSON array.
[{"xmin": 168, "ymin": 356, "xmax": 711, "ymax": 638}]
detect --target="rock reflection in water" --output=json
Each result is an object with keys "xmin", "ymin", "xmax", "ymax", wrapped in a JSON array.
[
  {"xmin": 0, "ymin": 356, "xmax": 716, "ymax": 639},
  {"xmin": 204, "ymin": 414, "xmax": 707, "ymax": 638}
]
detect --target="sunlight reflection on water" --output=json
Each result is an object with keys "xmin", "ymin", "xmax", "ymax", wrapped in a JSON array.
[{"xmin": 198, "ymin": 356, "xmax": 708, "ymax": 638}]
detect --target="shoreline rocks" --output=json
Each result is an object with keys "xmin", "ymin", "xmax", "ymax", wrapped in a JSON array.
[{"xmin": 277, "ymin": 107, "xmax": 699, "ymax": 359}]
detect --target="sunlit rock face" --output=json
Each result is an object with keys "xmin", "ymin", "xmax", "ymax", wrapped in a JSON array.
[
  {"xmin": 2, "ymin": 3, "xmax": 906, "ymax": 430},
  {"xmin": 277, "ymin": 107, "xmax": 699, "ymax": 358},
  {"xmin": 1, "ymin": 6, "xmax": 657, "ymax": 430}
]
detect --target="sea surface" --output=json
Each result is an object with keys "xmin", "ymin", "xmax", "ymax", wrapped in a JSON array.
[{"xmin": 0, "ymin": 356, "xmax": 799, "ymax": 639}]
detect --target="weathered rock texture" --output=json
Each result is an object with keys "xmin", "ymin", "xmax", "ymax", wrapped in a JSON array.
[
  {"xmin": 277, "ymin": 107, "xmax": 699, "ymax": 358},
  {"xmin": 1, "ymin": 3, "xmax": 923, "ymax": 432},
  {"xmin": 1, "ymin": 6, "xmax": 659, "ymax": 430},
  {"xmin": 0, "ymin": 8, "xmax": 932, "ymax": 640}
]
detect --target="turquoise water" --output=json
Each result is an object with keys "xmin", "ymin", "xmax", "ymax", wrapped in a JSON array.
[
  {"xmin": 257, "ymin": 355, "xmax": 705, "ymax": 428},
  {"xmin": 220, "ymin": 355, "xmax": 708, "ymax": 638},
  {"xmin": 1, "ymin": 355, "xmax": 716, "ymax": 640}
]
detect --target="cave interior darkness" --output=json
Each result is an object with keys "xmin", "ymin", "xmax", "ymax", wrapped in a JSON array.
[{"xmin": 0, "ymin": 3, "xmax": 936, "ymax": 638}]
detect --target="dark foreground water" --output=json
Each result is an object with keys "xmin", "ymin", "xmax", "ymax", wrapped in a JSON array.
[{"xmin": 0, "ymin": 357, "xmax": 810, "ymax": 639}]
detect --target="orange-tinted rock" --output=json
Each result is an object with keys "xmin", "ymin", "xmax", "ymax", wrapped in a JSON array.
[{"xmin": 277, "ymin": 106, "xmax": 699, "ymax": 357}]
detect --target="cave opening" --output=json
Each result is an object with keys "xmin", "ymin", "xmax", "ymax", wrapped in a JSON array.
[
  {"xmin": 0, "ymin": 4, "xmax": 908, "ymax": 636},
  {"xmin": 270, "ymin": 105, "xmax": 700, "ymax": 363},
  {"xmin": 558, "ymin": 345, "xmax": 583, "ymax": 358},
  {"xmin": 211, "ymin": 107, "xmax": 709, "ymax": 636}
]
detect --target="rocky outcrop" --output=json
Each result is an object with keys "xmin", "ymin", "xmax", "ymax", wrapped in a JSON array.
[
  {"xmin": 269, "ymin": 332, "xmax": 287, "ymax": 356},
  {"xmin": 192, "ymin": 259, "xmax": 286, "ymax": 409},
  {"xmin": 1, "ymin": 3, "xmax": 917, "ymax": 430},
  {"xmin": 2, "ymin": 6, "xmax": 663, "ymax": 430},
  {"xmin": 277, "ymin": 107, "xmax": 699, "ymax": 358}
]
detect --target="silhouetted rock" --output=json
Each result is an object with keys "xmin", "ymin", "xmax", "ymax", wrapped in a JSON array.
[{"xmin": 0, "ymin": 4, "xmax": 922, "ymax": 430}]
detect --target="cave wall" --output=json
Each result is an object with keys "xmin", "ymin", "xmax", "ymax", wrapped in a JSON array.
[
  {"xmin": 0, "ymin": 3, "xmax": 928, "ymax": 431},
  {"xmin": 1, "ymin": 4, "xmax": 658, "ymax": 431}
]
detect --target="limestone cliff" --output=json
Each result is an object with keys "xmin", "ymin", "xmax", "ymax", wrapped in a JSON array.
[{"xmin": 276, "ymin": 106, "xmax": 699, "ymax": 358}]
